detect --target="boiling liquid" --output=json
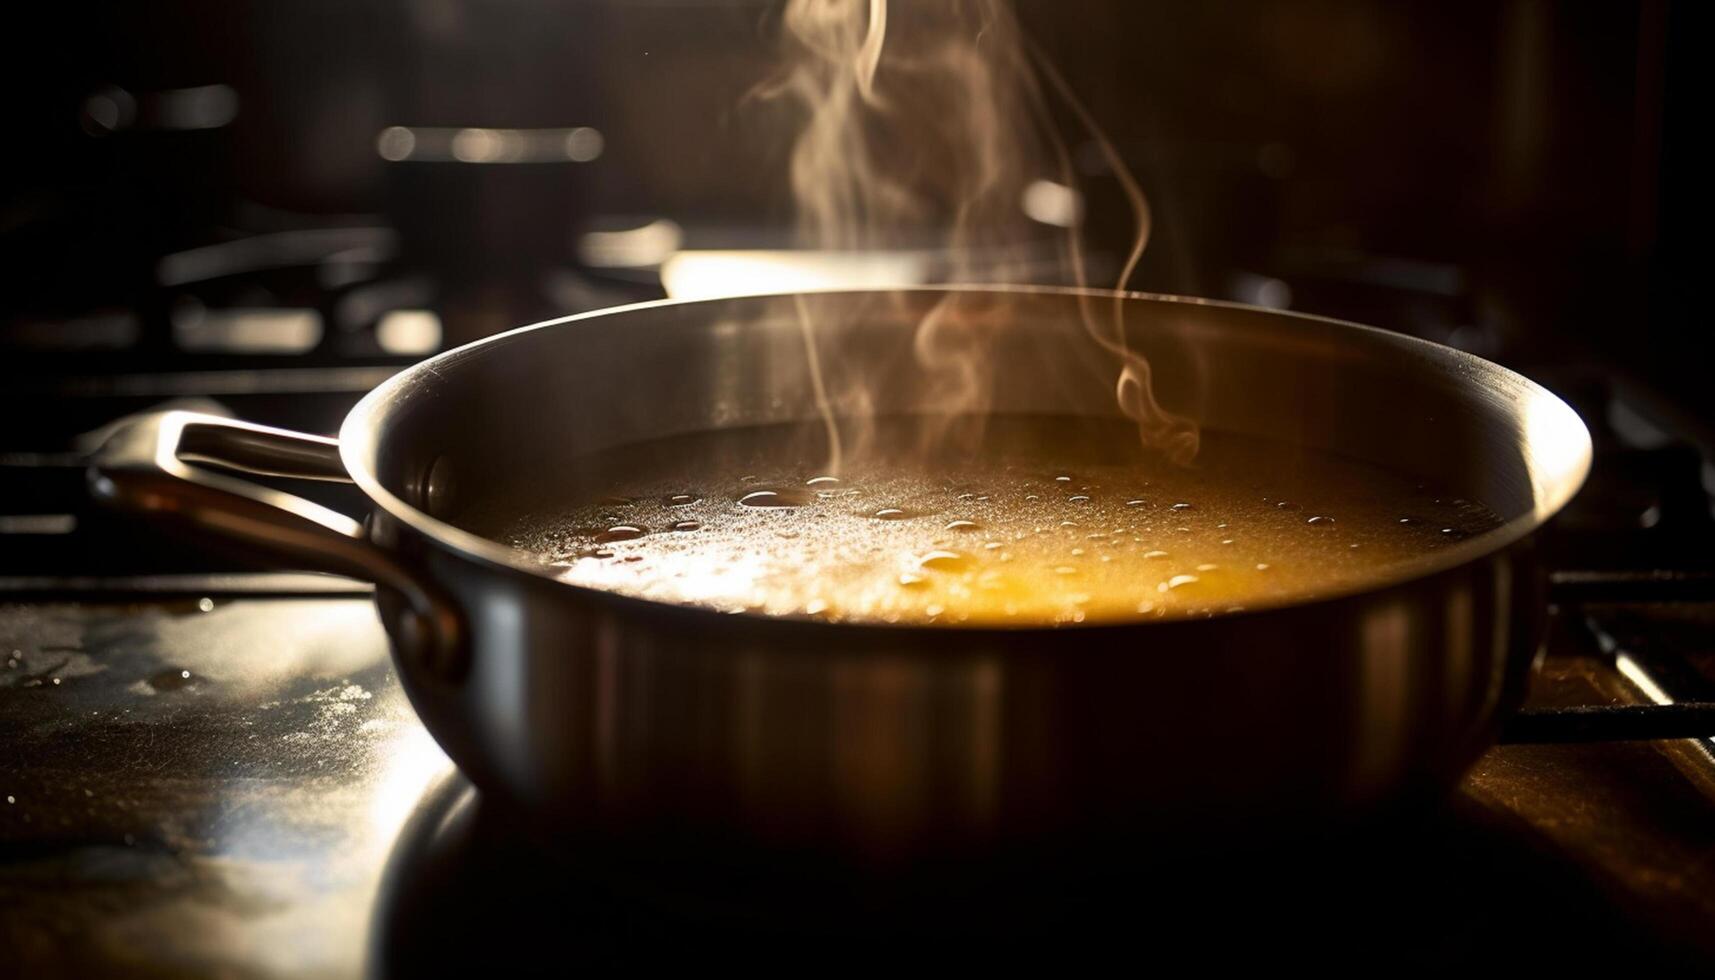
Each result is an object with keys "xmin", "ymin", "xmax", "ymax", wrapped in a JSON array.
[{"xmin": 476, "ymin": 416, "xmax": 1501, "ymax": 625}]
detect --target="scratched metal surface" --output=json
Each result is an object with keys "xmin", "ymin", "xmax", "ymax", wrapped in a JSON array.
[
  {"xmin": 0, "ymin": 598, "xmax": 450, "ymax": 978},
  {"xmin": 4, "ymin": 598, "xmax": 1715, "ymax": 974}
]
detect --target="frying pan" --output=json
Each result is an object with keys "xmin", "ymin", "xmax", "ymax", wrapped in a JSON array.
[{"xmin": 90, "ymin": 286, "xmax": 1592, "ymax": 873}]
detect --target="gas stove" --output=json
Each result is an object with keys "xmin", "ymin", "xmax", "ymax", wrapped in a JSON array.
[{"xmin": 4, "ymin": 340, "xmax": 1715, "ymax": 972}]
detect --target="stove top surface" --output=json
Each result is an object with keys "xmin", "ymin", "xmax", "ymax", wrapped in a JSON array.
[{"xmin": 3, "ymin": 591, "xmax": 1715, "ymax": 974}]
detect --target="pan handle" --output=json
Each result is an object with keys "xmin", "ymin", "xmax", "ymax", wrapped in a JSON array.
[{"xmin": 88, "ymin": 410, "xmax": 462, "ymax": 677}]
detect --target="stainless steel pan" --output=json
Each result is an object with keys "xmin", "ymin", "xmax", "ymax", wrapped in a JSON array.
[{"xmin": 90, "ymin": 287, "xmax": 1592, "ymax": 872}]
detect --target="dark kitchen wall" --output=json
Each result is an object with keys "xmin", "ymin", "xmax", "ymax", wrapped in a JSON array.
[{"xmin": 2, "ymin": 0, "xmax": 1704, "ymax": 416}]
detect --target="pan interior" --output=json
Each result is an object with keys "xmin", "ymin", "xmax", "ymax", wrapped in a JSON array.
[
  {"xmin": 451, "ymin": 413, "xmax": 1500, "ymax": 624},
  {"xmin": 346, "ymin": 289, "xmax": 1590, "ymax": 612}
]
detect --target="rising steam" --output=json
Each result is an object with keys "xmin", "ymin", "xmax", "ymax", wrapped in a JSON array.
[{"xmin": 761, "ymin": 0, "xmax": 1199, "ymax": 469}]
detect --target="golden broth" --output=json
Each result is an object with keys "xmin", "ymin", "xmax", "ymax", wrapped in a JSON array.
[{"xmin": 475, "ymin": 416, "xmax": 1501, "ymax": 625}]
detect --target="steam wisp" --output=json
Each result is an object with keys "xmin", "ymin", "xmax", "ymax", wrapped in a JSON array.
[{"xmin": 764, "ymin": 0, "xmax": 1199, "ymax": 469}]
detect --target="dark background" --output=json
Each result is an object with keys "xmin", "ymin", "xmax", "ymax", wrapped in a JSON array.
[{"xmin": 1, "ymin": 0, "xmax": 1707, "ymax": 438}]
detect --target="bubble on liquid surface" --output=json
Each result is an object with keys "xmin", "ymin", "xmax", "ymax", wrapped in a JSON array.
[
  {"xmin": 874, "ymin": 508, "xmax": 910, "ymax": 520},
  {"xmin": 738, "ymin": 488, "xmax": 812, "ymax": 508},
  {"xmin": 945, "ymin": 520, "xmax": 981, "ymax": 532},
  {"xmin": 918, "ymin": 550, "xmax": 970, "ymax": 572},
  {"xmin": 594, "ymin": 524, "xmax": 646, "ymax": 543}
]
